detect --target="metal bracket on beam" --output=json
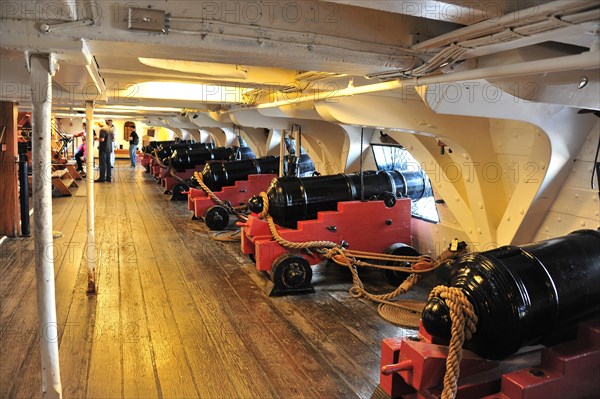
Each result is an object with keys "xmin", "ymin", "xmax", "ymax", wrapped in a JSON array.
[
  {"xmin": 128, "ymin": 8, "xmax": 168, "ymax": 34},
  {"xmin": 39, "ymin": 19, "xmax": 94, "ymax": 34}
]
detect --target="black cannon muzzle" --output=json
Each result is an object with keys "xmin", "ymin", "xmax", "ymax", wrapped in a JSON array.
[{"xmin": 422, "ymin": 229, "xmax": 600, "ymax": 359}]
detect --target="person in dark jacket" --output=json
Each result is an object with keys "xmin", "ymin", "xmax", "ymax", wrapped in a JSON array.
[
  {"xmin": 95, "ymin": 119, "xmax": 114, "ymax": 182},
  {"xmin": 125, "ymin": 121, "xmax": 139, "ymax": 168}
]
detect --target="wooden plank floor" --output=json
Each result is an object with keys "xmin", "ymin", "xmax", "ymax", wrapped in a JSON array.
[{"xmin": 0, "ymin": 162, "xmax": 425, "ymax": 399}]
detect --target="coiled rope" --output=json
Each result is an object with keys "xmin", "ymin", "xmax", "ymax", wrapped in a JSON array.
[
  {"xmin": 428, "ymin": 286, "xmax": 477, "ymax": 399},
  {"xmin": 257, "ymin": 189, "xmax": 478, "ymax": 397},
  {"xmin": 193, "ymin": 172, "xmax": 248, "ymax": 221},
  {"xmin": 255, "ymin": 190, "xmax": 437, "ymax": 327},
  {"xmin": 153, "ymin": 149, "xmax": 167, "ymax": 168}
]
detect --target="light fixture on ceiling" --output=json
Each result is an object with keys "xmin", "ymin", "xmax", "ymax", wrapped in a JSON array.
[
  {"xmin": 578, "ymin": 76, "xmax": 588, "ymax": 89},
  {"xmin": 119, "ymin": 81, "xmax": 254, "ymax": 104},
  {"xmin": 99, "ymin": 105, "xmax": 183, "ymax": 112},
  {"xmin": 138, "ymin": 57, "xmax": 248, "ymax": 79}
]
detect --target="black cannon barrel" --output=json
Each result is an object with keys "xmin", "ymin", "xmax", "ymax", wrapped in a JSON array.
[
  {"xmin": 143, "ymin": 139, "xmax": 196, "ymax": 154},
  {"xmin": 142, "ymin": 140, "xmax": 177, "ymax": 154},
  {"xmin": 201, "ymin": 154, "xmax": 314, "ymax": 191},
  {"xmin": 156, "ymin": 142, "xmax": 213, "ymax": 160},
  {"xmin": 422, "ymin": 229, "xmax": 600, "ymax": 359},
  {"xmin": 248, "ymin": 169, "xmax": 427, "ymax": 228},
  {"xmin": 170, "ymin": 147, "xmax": 255, "ymax": 172}
]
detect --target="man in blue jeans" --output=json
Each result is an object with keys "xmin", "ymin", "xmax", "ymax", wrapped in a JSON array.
[
  {"xmin": 125, "ymin": 121, "xmax": 139, "ymax": 168},
  {"xmin": 95, "ymin": 119, "xmax": 114, "ymax": 182}
]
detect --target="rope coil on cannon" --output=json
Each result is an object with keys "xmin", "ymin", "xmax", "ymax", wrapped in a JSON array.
[
  {"xmin": 427, "ymin": 286, "xmax": 477, "ymax": 399},
  {"xmin": 253, "ymin": 189, "xmax": 447, "ymax": 327},
  {"xmin": 193, "ymin": 171, "xmax": 248, "ymax": 221}
]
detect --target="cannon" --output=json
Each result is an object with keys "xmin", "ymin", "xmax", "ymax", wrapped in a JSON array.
[
  {"xmin": 142, "ymin": 140, "xmax": 178, "ymax": 154},
  {"xmin": 422, "ymin": 229, "xmax": 600, "ymax": 359},
  {"xmin": 187, "ymin": 154, "xmax": 315, "ymax": 229},
  {"xmin": 165, "ymin": 146, "xmax": 256, "ymax": 199},
  {"xmin": 241, "ymin": 169, "xmax": 428, "ymax": 295},
  {"xmin": 155, "ymin": 142, "xmax": 214, "ymax": 161},
  {"xmin": 377, "ymin": 230, "xmax": 600, "ymax": 399},
  {"xmin": 201, "ymin": 154, "xmax": 314, "ymax": 192},
  {"xmin": 169, "ymin": 146, "xmax": 255, "ymax": 172},
  {"xmin": 248, "ymin": 169, "xmax": 427, "ymax": 228},
  {"xmin": 141, "ymin": 140, "xmax": 195, "ymax": 172},
  {"xmin": 141, "ymin": 140, "xmax": 177, "ymax": 171}
]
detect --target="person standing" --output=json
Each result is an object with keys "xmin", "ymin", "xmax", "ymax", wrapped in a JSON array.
[
  {"xmin": 125, "ymin": 121, "xmax": 139, "ymax": 168},
  {"xmin": 96, "ymin": 119, "xmax": 114, "ymax": 183},
  {"xmin": 74, "ymin": 136, "xmax": 86, "ymax": 174},
  {"xmin": 74, "ymin": 122, "xmax": 96, "ymax": 174},
  {"xmin": 107, "ymin": 119, "xmax": 116, "ymax": 169}
]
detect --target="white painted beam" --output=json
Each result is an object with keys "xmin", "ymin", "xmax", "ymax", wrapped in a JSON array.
[
  {"xmin": 85, "ymin": 100, "xmax": 96, "ymax": 294},
  {"xmin": 29, "ymin": 53, "xmax": 63, "ymax": 399}
]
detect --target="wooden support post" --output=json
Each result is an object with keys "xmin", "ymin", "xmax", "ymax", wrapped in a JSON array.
[
  {"xmin": 0, "ymin": 101, "xmax": 19, "ymax": 237},
  {"xmin": 29, "ymin": 53, "xmax": 63, "ymax": 398},
  {"xmin": 85, "ymin": 100, "xmax": 96, "ymax": 294}
]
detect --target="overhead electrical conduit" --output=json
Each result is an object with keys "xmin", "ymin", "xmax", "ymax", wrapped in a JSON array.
[
  {"xmin": 411, "ymin": 0, "xmax": 598, "ymax": 51},
  {"xmin": 247, "ymin": 48, "xmax": 599, "ymax": 111},
  {"xmin": 367, "ymin": 1, "xmax": 599, "ymax": 79}
]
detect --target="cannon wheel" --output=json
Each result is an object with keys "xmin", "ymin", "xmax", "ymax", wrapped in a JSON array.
[
  {"xmin": 204, "ymin": 205, "xmax": 230, "ymax": 230},
  {"xmin": 270, "ymin": 253, "xmax": 313, "ymax": 294},
  {"xmin": 170, "ymin": 183, "xmax": 189, "ymax": 201},
  {"xmin": 383, "ymin": 243, "xmax": 420, "ymax": 286}
]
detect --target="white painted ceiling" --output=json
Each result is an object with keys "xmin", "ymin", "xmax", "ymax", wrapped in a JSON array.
[{"xmin": 0, "ymin": 0, "xmax": 598, "ymax": 117}]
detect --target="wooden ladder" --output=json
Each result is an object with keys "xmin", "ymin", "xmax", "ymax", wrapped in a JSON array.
[
  {"xmin": 51, "ymin": 169, "xmax": 78, "ymax": 196},
  {"xmin": 53, "ymin": 161, "xmax": 83, "ymax": 180}
]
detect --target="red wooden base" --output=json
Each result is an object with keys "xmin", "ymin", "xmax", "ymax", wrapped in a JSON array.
[
  {"xmin": 140, "ymin": 153, "xmax": 152, "ymax": 169},
  {"xmin": 379, "ymin": 319, "xmax": 600, "ymax": 399},
  {"xmin": 188, "ymin": 174, "xmax": 276, "ymax": 218},
  {"xmin": 240, "ymin": 199, "xmax": 412, "ymax": 272},
  {"xmin": 161, "ymin": 167, "xmax": 203, "ymax": 192}
]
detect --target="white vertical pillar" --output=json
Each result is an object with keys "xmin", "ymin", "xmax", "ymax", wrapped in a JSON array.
[
  {"xmin": 85, "ymin": 101, "xmax": 96, "ymax": 293},
  {"xmin": 278, "ymin": 129, "xmax": 286, "ymax": 177},
  {"xmin": 294, "ymin": 126, "xmax": 302, "ymax": 177},
  {"xmin": 29, "ymin": 53, "xmax": 63, "ymax": 399}
]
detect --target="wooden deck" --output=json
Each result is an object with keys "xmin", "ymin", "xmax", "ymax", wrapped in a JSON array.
[{"xmin": 1, "ymin": 163, "xmax": 422, "ymax": 399}]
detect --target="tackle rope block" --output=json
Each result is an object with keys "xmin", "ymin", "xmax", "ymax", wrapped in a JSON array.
[
  {"xmin": 161, "ymin": 165, "xmax": 204, "ymax": 193},
  {"xmin": 189, "ymin": 174, "xmax": 276, "ymax": 219}
]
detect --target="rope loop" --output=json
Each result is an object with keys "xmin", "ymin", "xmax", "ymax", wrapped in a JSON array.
[
  {"xmin": 193, "ymin": 171, "xmax": 246, "ymax": 219},
  {"xmin": 253, "ymin": 191, "xmax": 469, "ymax": 332},
  {"xmin": 428, "ymin": 286, "xmax": 478, "ymax": 399},
  {"xmin": 257, "ymin": 191, "xmax": 270, "ymax": 219}
]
